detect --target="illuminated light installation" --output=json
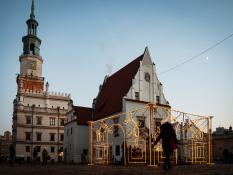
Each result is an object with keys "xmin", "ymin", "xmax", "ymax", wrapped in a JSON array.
[{"xmin": 88, "ymin": 103, "xmax": 213, "ymax": 166}]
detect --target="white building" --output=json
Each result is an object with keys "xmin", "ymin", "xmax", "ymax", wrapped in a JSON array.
[
  {"xmin": 64, "ymin": 47, "xmax": 170, "ymax": 163},
  {"xmin": 64, "ymin": 105, "xmax": 92, "ymax": 163},
  {"xmin": 12, "ymin": 1, "xmax": 71, "ymax": 162}
]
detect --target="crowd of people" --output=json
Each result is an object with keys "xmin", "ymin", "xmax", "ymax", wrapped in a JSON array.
[{"xmin": 4, "ymin": 146, "xmax": 52, "ymax": 166}]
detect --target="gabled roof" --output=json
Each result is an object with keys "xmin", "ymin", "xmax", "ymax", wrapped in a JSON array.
[
  {"xmin": 73, "ymin": 106, "xmax": 92, "ymax": 125},
  {"xmin": 94, "ymin": 49, "xmax": 147, "ymax": 120}
]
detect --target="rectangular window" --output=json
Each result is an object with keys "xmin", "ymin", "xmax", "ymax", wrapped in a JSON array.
[
  {"xmin": 36, "ymin": 116, "xmax": 42, "ymax": 125},
  {"xmin": 50, "ymin": 133, "xmax": 55, "ymax": 141},
  {"xmin": 36, "ymin": 146, "xmax": 41, "ymax": 152},
  {"xmin": 26, "ymin": 116, "xmax": 31, "ymax": 124},
  {"xmin": 26, "ymin": 146, "xmax": 30, "ymax": 152},
  {"xmin": 137, "ymin": 116, "xmax": 145, "ymax": 128},
  {"xmin": 60, "ymin": 119, "xmax": 65, "ymax": 126},
  {"xmin": 138, "ymin": 119, "xmax": 145, "ymax": 128},
  {"xmin": 50, "ymin": 118, "xmax": 55, "ymax": 126},
  {"xmin": 36, "ymin": 133, "xmax": 42, "ymax": 141},
  {"xmin": 51, "ymin": 147, "xmax": 55, "ymax": 153},
  {"xmin": 156, "ymin": 96, "xmax": 160, "ymax": 104},
  {"xmin": 135, "ymin": 92, "xmax": 139, "ymax": 100},
  {"xmin": 25, "ymin": 132, "xmax": 31, "ymax": 140},
  {"xmin": 60, "ymin": 134, "xmax": 64, "ymax": 141},
  {"xmin": 71, "ymin": 128, "xmax": 72, "ymax": 135},
  {"xmin": 115, "ymin": 145, "xmax": 120, "ymax": 156}
]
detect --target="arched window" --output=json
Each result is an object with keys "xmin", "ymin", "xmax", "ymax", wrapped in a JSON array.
[{"xmin": 30, "ymin": 43, "xmax": 35, "ymax": 55}]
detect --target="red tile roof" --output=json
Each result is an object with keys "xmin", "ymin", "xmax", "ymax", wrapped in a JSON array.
[
  {"xmin": 93, "ymin": 53, "xmax": 144, "ymax": 120},
  {"xmin": 73, "ymin": 106, "xmax": 93, "ymax": 125}
]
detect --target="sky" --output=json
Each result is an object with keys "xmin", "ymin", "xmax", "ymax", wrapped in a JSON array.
[{"xmin": 0, "ymin": 0, "xmax": 232, "ymax": 134}]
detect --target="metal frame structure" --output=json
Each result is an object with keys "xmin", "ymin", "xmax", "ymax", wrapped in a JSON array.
[{"xmin": 88, "ymin": 103, "xmax": 213, "ymax": 166}]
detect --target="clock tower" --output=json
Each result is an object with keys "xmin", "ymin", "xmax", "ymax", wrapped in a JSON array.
[{"xmin": 17, "ymin": 0, "xmax": 44, "ymax": 92}]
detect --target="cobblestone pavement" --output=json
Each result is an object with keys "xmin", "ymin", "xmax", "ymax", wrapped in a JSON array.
[{"xmin": 0, "ymin": 163, "xmax": 233, "ymax": 175}]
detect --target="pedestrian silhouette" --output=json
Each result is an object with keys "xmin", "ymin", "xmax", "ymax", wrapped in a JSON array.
[
  {"xmin": 33, "ymin": 147, "xmax": 38, "ymax": 163},
  {"xmin": 42, "ymin": 148, "xmax": 49, "ymax": 165},
  {"xmin": 153, "ymin": 122, "xmax": 177, "ymax": 170}
]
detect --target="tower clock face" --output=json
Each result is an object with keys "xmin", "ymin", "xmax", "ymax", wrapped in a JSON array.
[{"xmin": 27, "ymin": 60, "xmax": 37, "ymax": 70}]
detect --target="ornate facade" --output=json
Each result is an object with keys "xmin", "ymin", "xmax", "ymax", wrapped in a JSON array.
[{"xmin": 12, "ymin": 0, "xmax": 71, "ymax": 162}]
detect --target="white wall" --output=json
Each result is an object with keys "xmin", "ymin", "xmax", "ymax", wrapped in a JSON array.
[{"xmin": 64, "ymin": 122, "xmax": 89, "ymax": 163}]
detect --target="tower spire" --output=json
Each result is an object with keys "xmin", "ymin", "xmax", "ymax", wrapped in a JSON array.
[
  {"xmin": 22, "ymin": 0, "xmax": 41, "ymax": 56},
  {"xmin": 30, "ymin": 0, "xmax": 35, "ymax": 19}
]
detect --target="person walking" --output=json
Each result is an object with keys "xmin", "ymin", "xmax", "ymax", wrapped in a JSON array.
[
  {"xmin": 42, "ymin": 148, "xmax": 48, "ymax": 165},
  {"xmin": 153, "ymin": 122, "xmax": 177, "ymax": 170},
  {"xmin": 33, "ymin": 147, "xmax": 38, "ymax": 163}
]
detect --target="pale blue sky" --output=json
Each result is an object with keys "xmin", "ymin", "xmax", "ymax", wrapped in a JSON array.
[{"xmin": 0, "ymin": 0, "xmax": 233, "ymax": 134}]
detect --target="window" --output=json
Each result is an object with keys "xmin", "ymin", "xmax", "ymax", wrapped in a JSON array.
[
  {"xmin": 26, "ymin": 146, "xmax": 30, "ymax": 152},
  {"xmin": 36, "ymin": 146, "xmax": 41, "ymax": 152},
  {"xmin": 137, "ymin": 116, "xmax": 145, "ymax": 128},
  {"xmin": 115, "ymin": 145, "xmax": 120, "ymax": 156},
  {"xmin": 113, "ymin": 117, "xmax": 120, "ymax": 137},
  {"xmin": 26, "ymin": 116, "xmax": 31, "ymax": 124},
  {"xmin": 36, "ymin": 133, "xmax": 42, "ymax": 141},
  {"xmin": 144, "ymin": 72, "xmax": 150, "ymax": 82},
  {"xmin": 156, "ymin": 96, "xmax": 160, "ymax": 104},
  {"xmin": 135, "ymin": 92, "xmax": 139, "ymax": 100},
  {"xmin": 50, "ymin": 133, "xmax": 55, "ymax": 141},
  {"xmin": 71, "ymin": 128, "xmax": 72, "ymax": 135},
  {"xmin": 114, "ymin": 125, "xmax": 119, "ymax": 137},
  {"xmin": 51, "ymin": 147, "xmax": 55, "ymax": 153},
  {"xmin": 60, "ymin": 134, "xmax": 64, "ymax": 141},
  {"xmin": 50, "ymin": 118, "xmax": 55, "ymax": 126},
  {"xmin": 138, "ymin": 119, "xmax": 145, "ymax": 128},
  {"xmin": 25, "ymin": 132, "xmax": 31, "ymax": 140},
  {"xmin": 36, "ymin": 116, "xmax": 42, "ymax": 125},
  {"xmin": 60, "ymin": 119, "xmax": 65, "ymax": 126}
]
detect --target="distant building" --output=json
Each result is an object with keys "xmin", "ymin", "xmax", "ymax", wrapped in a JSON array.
[
  {"xmin": 64, "ymin": 47, "xmax": 169, "ymax": 163},
  {"xmin": 0, "ymin": 131, "xmax": 12, "ymax": 161},
  {"xmin": 212, "ymin": 126, "xmax": 233, "ymax": 161},
  {"xmin": 12, "ymin": 0, "xmax": 71, "ymax": 162}
]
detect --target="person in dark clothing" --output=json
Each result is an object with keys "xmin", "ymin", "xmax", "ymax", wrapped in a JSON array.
[
  {"xmin": 9, "ymin": 144, "xmax": 15, "ymax": 166},
  {"xmin": 33, "ymin": 147, "xmax": 38, "ymax": 163},
  {"xmin": 42, "ymin": 148, "xmax": 49, "ymax": 165},
  {"xmin": 153, "ymin": 122, "xmax": 177, "ymax": 170}
]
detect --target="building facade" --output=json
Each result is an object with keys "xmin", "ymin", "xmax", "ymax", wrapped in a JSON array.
[
  {"xmin": 64, "ymin": 105, "xmax": 92, "ymax": 163},
  {"xmin": 12, "ymin": 0, "xmax": 71, "ymax": 162},
  {"xmin": 0, "ymin": 131, "xmax": 12, "ymax": 162},
  {"xmin": 212, "ymin": 126, "xmax": 233, "ymax": 162},
  {"xmin": 64, "ymin": 47, "xmax": 170, "ymax": 163}
]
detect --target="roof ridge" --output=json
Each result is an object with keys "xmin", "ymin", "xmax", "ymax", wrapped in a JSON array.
[{"xmin": 109, "ymin": 53, "xmax": 144, "ymax": 78}]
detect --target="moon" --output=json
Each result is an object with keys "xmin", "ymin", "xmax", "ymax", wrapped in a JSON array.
[{"xmin": 206, "ymin": 56, "xmax": 209, "ymax": 60}]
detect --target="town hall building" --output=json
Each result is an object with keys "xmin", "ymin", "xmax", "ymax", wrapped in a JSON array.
[{"xmin": 12, "ymin": 0, "xmax": 71, "ymax": 162}]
